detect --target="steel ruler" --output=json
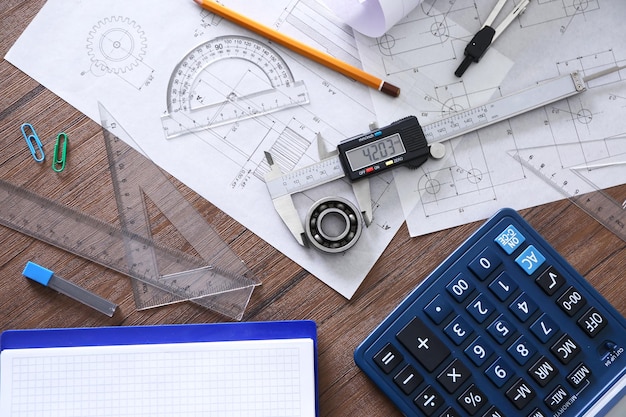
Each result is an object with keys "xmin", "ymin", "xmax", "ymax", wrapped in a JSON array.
[
  {"xmin": 0, "ymin": 104, "xmax": 260, "ymax": 320},
  {"xmin": 510, "ymin": 145, "xmax": 626, "ymax": 243}
]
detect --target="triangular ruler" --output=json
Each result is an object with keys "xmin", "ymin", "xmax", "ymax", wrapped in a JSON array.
[
  {"xmin": 509, "ymin": 139, "xmax": 626, "ymax": 243},
  {"xmin": 99, "ymin": 103, "xmax": 260, "ymax": 319},
  {"xmin": 0, "ymin": 105, "xmax": 260, "ymax": 321}
]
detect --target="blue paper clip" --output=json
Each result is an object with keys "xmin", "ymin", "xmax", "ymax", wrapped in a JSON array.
[
  {"xmin": 20, "ymin": 123, "xmax": 45, "ymax": 162},
  {"xmin": 52, "ymin": 132, "xmax": 68, "ymax": 172}
]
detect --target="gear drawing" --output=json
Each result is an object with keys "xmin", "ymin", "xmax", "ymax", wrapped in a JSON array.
[{"xmin": 86, "ymin": 16, "xmax": 147, "ymax": 74}]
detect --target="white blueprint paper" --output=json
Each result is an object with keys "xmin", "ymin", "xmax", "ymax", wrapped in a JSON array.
[
  {"xmin": 356, "ymin": 0, "xmax": 626, "ymax": 236},
  {"xmin": 5, "ymin": 0, "xmax": 405, "ymax": 299},
  {"xmin": 318, "ymin": 0, "xmax": 423, "ymax": 37}
]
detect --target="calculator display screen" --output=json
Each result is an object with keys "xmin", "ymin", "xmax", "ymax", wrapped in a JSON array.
[{"xmin": 344, "ymin": 133, "xmax": 406, "ymax": 172}]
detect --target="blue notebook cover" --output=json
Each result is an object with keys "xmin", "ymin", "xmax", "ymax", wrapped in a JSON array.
[{"xmin": 1, "ymin": 320, "xmax": 318, "ymax": 416}]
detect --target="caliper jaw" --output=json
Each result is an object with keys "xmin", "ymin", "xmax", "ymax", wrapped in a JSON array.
[
  {"xmin": 263, "ymin": 152, "xmax": 307, "ymax": 247},
  {"xmin": 317, "ymin": 133, "xmax": 373, "ymax": 226}
]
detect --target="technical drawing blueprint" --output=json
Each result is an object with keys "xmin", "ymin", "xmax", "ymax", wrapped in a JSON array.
[
  {"xmin": 355, "ymin": 0, "xmax": 626, "ymax": 236},
  {"xmin": 5, "ymin": 0, "xmax": 405, "ymax": 300}
]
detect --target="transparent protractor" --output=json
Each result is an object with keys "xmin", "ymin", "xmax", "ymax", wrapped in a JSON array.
[{"xmin": 162, "ymin": 35, "xmax": 309, "ymax": 138}]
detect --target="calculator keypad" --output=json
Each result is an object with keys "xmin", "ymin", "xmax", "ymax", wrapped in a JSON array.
[{"xmin": 355, "ymin": 209, "xmax": 626, "ymax": 416}]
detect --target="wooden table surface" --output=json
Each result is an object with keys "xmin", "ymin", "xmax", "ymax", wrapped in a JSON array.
[{"xmin": 1, "ymin": 2, "xmax": 625, "ymax": 416}]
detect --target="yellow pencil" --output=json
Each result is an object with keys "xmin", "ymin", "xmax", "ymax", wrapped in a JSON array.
[{"xmin": 192, "ymin": 0, "xmax": 401, "ymax": 97}]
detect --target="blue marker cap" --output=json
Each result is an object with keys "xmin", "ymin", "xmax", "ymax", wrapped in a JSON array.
[{"xmin": 23, "ymin": 261, "xmax": 54, "ymax": 286}]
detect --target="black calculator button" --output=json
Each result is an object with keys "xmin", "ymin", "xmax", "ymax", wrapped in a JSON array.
[
  {"xmin": 465, "ymin": 337, "xmax": 494, "ymax": 366},
  {"xmin": 487, "ymin": 315, "xmax": 514, "ymax": 344},
  {"xmin": 457, "ymin": 384, "xmax": 486, "ymax": 415},
  {"xmin": 467, "ymin": 293, "xmax": 495, "ymax": 324},
  {"xmin": 577, "ymin": 307, "xmax": 608, "ymax": 337},
  {"xmin": 528, "ymin": 356, "xmax": 558, "ymax": 387},
  {"xmin": 482, "ymin": 406, "xmax": 504, "ymax": 417},
  {"xmin": 373, "ymin": 343, "xmax": 403, "ymax": 374},
  {"xmin": 557, "ymin": 286, "xmax": 587, "ymax": 316},
  {"xmin": 424, "ymin": 294, "xmax": 453, "ymax": 324},
  {"xmin": 507, "ymin": 335, "xmax": 537, "ymax": 366},
  {"xmin": 505, "ymin": 378, "xmax": 536, "ymax": 409},
  {"xmin": 446, "ymin": 273, "xmax": 475, "ymax": 303},
  {"xmin": 530, "ymin": 314, "xmax": 559, "ymax": 343},
  {"xmin": 468, "ymin": 247, "xmax": 502, "ymax": 280},
  {"xmin": 488, "ymin": 271, "xmax": 518, "ymax": 301},
  {"xmin": 415, "ymin": 385, "xmax": 445, "ymax": 416},
  {"xmin": 437, "ymin": 359, "xmax": 470, "ymax": 393},
  {"xmin": 535, "ymin": 266, "xmax": 566, "ymax": 296},
  {"xmin": 550, "ymin": 334, "xmax": 580, "ymax": 364},
  {"xmin": 393, "ymin": 364, "xmax": 423, "ymax": 395},
  {"xmin": 444, "ymin": 316, "xmax": 474, "ymax": 345},
  {"xmin": 509, "ymin": 292, "xmax": 538, "ymax": 322},
  {"xmin": 527, "ymin": 408, "xmax": 548, "ymax": 417},
  {"xmin": 544, "ymin": 385, "xmax": 570, "ymax": 411},
  {"xmin": 397, "ymin": 317, "xmax": 451, "ymax": 372},
  {"xmin": 439, "ymin": 407, "xmax": 461, "ymax": 417},
  {"xmin": 567, "ymin": 362, "xmax": 592, "ymax": 388},
  {"xmin": 485, "ymin": 357, "xmax": 513, "ymax": 387}
]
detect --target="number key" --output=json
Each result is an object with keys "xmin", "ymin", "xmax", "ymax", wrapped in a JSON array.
[
  {"xmin": 465, "ymin": 337, "xmax": 494, "ymax": 367},
  {"xmin": 467, "ymin": 293, "xmax": 495, "ymax": 323},
  {"xmin": 446, "ymin": 273, "xmax": 475, "ymax": 303},
  {"xmin": 509, "ymin": 292, "xmax": 538, "ymax": 322},
  {"xmin": 468, "ymin": 247, "xmax": 501, "ymax": 280},
  {"xmin": 445, "ymin": 316, "xmax": 473, "ymax": 345},
  {"xmin": 489, "ymin": 272, "xmax": 518, "ymax": 301},
  {"xmin": 485, "ymin": 358, "xmax": 513, "ymax": 387},
  {"xmin": 487, "ymin": 315, "xmax": 514, "ymax": 344}
]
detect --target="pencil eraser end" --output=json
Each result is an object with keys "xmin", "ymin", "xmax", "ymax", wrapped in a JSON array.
[{"xmin": 23, "ymin": 261, "xmax": 54, "ymax": 286}]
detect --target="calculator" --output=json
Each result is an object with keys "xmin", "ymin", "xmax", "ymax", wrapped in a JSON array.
[{"xmin": 354, "ymin": 208, "xmax": 626, "ymax": 417}]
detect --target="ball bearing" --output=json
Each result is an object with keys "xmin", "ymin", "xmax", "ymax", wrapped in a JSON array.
[{"xmin": 305, "ymin": 197, "xmax": 363, "ymax": 253}]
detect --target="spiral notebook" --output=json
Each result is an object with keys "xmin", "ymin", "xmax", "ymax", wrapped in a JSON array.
[{"xmin": 0, "ymin": 321, "xmax": 317, "ymax": 416}]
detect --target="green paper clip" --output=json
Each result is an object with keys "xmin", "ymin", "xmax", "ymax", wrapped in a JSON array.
[
  {"xmin": 20, "ymin": 123, "xmax": 45, "ymax": 162},
  {"xmin": 52, "ymin": 132, "xmax": 68, "ymax": 172}
]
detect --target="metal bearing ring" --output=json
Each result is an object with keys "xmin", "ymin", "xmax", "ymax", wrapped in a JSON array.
[{"xmin": 304, "ymin": 197, "xmax": 363, "ymax": 253}]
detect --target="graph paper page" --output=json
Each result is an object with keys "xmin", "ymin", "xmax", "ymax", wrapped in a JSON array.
[{"xmin": 0, "ymin": 338, "xmax": 315, "ymax": 417}]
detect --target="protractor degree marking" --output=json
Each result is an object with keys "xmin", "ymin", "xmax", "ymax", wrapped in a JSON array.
[{"xmin": 162, "ymin": 35, "xmax": 309, "ymax": 138}]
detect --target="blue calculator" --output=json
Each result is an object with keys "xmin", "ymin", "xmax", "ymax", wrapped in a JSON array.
[{"xmin": 355, "ymin": 208, "xmax": 626, "ymax": 417}]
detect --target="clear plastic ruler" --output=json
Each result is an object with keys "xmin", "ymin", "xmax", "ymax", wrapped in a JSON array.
[
  {"xmin": 509, "ymin": 144, "xmax": 626, "ymax": 243},
  {"xmin": 0, "ymin": 104, "xmax": 260, "ymax": 320}
]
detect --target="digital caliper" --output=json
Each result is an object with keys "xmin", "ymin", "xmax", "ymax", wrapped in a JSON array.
[
  {"xmin": 264, "ymin": 66, "xmax": 625, "ymax": 253},
  {"xmin": 337, "ymin": 116, "xmax": 431, "ymax": 180}
]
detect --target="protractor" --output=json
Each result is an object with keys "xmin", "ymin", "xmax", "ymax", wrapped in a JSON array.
[{"xmin": 162, "ymin": 35, "xmax": 309, "ymax": 139}]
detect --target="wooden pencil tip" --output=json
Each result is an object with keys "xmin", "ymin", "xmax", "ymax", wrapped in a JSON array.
[{"xmin": 381, "ymin": 81, "xmax": 400, "ymax": 97}]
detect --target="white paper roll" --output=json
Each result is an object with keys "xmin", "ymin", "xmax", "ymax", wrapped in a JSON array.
[{"xmin": 319, "ymin": 0, "xmax": 423, "ymax": 38}]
